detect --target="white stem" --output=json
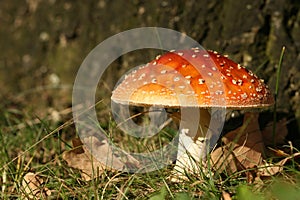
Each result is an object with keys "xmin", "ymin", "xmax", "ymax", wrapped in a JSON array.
[
  {"xmin": 172, "ymin": 108, "xmax": 226, "ymax": 177},
  {"xmin": 173, "ymin": 129, "xmax": 205, "ymax": 175}
]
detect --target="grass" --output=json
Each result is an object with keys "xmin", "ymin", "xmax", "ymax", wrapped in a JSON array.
[
  {"xmin": 272, "ymin": 46, "xmax": 286, "ymax": 145},
  {"xmin": 1, "ymin": 47, "xmax": 300, "ymax": 199},
  {"xmin": 1, "ymin": 100, "xmax": 300, "ymax": 199}
]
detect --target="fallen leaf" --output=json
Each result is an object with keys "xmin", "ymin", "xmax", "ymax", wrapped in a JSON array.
[
  {"xmin": 258, "ymin": 152, "xmax": 300, "ymax": 176},
  {"xmin": 63, "ymin": 137, "xmax": 121, "ymax": 181},
  {"xmin": 63, "ymin": 136, "xmax": 139, "ymax": 181},
  {"xmin": 262, "ymin": 118, "xmax": 288, "ymax": 146},
  {"xmin": 21, "ymin": 172, "xmax": 51, "ymax": 199},
  {"xmin": 71, "ymin": 137, "xmax": 84, "ymax": 154},
  {"xmin": 211, "ymin": 113, "xmax": 264, "ymax": 174}
]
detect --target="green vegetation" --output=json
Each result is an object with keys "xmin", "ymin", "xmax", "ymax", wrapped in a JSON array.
[
  {"xmin": 1, "ymin": 46, "xmax": 300, "ymax": 199},
  {"xmin": 1, "ymin": 99, "xmax": 300, "ymax": 199}
]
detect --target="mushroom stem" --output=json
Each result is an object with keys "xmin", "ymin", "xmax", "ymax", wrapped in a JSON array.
[{"xmin": 171, "ymin": 108, "xmax": 212, "ymax": 177}]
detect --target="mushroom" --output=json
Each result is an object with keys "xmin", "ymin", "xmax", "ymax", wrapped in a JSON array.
[{"xmin": 111, "ymin": 48, "xmax": 274, "ymax": 175}]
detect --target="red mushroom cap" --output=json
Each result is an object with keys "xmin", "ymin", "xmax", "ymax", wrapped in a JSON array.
[{"xmin": 111, "ymin": 49, "xmax": 274, "ymax": 108}]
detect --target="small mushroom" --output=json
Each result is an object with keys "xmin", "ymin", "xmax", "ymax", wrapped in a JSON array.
[{"xmin": 111, "ymin": 49, "xmax": 274, "ymax": 175}]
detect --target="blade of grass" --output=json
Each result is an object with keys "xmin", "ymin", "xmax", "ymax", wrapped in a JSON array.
[{"xmin": 272, "ymin": 46, "xmax": 285, "ymax": 145}]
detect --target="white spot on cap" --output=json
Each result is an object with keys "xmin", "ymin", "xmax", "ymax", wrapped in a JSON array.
[
  {"xmin": 192, "ymin": 54, "xmax": 197, "ymax": 58},
  {"xmin": 153, "ymin": 61, "xmax": 157, "ymax": 65},
  {"xmin": 215, "ymin": 90, "xmax": 224, "ymax": 95},
  {"xmin": 232, "ymin": 79, "xmax": 237, "ymax": 85},
  {"xmin": 174, "ymin": 76, "xmax": 180, "ymax": 82},
  {"xmin": 177, "ymin": 52, "xmax": 184, "ymax": 56},
  {"xmin": 185, "ymin": 75, "xmax": 191, "ymax": 79},
  {"xmin": 241, "ymin": 93, "xmax": 248, "ymax": 99},
  {"xmin": 138, "ymin": 73, "xmax": 146, "ymax": 80},
  {"xmin": 161, "ymin": 69, "xmax": 167, "ymax": 74},
  {"xmin": 182, "ymin": 64, "xmax": 187, "ymax": 68},
  {"xmin": 198, "ymin": 79, "xmax": 205, "ymax": 84},
  {"xmin": 256, "ymin": 87, "xmax": 263, "ymax": 92},
  {"xmin": 237, "ymin": 79, "xmax": 243, "ymax": 86}
]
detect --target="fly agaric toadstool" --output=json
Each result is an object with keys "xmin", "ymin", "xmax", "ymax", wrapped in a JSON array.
[{"xmin": 111, "ymin": 48, "xmax": 274, "ymax": 175}]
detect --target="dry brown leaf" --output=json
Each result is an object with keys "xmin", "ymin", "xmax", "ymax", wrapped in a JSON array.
[
  {"xmin": 258, "ymin": 152, "xmax": 300, "ymax": 176},
  {"xmin": 262, "ymin": 118, "xmax": 288, "ymax": 145},
  {"xmin": 21, "ymin": 172, "xmax": 51, "ymax": 199},
  {"xmin": 63, "ymin": 136, "xmax": 122, "ymax": 181},
  {"xmin": 211, "ymin": 113, "xmax": 264, "ymax": 174},
  {"xmin": 63, "ymin": 136, "xmax": 139, "ymax": 181},
  {"xmin": 71, "ymin": 137, "xmax": 84, "ymax": 154}
]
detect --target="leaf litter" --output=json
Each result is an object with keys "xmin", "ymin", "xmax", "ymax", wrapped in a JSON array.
[
  {"xmin": 211, "ymin": 112, "xmax": 299, "ymax": 179},
  {"xmin": 62, "ymin": 112, "xmax": 297, "ymax": 193},
  {"xmin": 62, "ymin": 136, "xmax": 139, "ymax": 181},
  {"xmin": 21, "ymin": 172, "xmax": 51, "ymax": 199}
]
